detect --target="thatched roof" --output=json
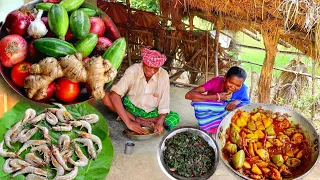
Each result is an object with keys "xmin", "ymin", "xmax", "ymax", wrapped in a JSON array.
[{"xmin": 159, "ymin": 0, "xmax": 319, "ymax": 59}]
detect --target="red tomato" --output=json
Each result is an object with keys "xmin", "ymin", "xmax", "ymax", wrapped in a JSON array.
[
  {"xmin": 89, "ymin": 17, "xmax": 106, "ymax": 37},
  {"xmin": 44, "ymin": 82, "xmax": 56, "ymax": 99},
  {"xmin": 55, "ymin": 78, "xmax": 80, "ymax": 102},
  {"xmin": 11, "ymin": 62, "xmax": 32, "ymax": 87},
  {"xmin": 0, "ymin": 34, "xmax": 28, "ymax": 67}
]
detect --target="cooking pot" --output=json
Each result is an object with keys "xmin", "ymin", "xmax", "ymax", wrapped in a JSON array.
[{"xmin": 215, "ymin": 103, "xmax": 319, "ymax": 179}]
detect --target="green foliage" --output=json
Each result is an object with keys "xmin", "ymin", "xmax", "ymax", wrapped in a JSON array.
[
  {"xmin": 0, "ymin": 99, "xmax": 113, "ymax": 180},
  {"xmin": 118, "ymin": 0, "xmax": 159, "ymax": 13}
]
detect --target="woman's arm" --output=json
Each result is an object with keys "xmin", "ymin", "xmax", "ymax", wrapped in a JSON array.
[{"xmin": 185, "ymin": 86, "xmax": 219, "ymax": 102}]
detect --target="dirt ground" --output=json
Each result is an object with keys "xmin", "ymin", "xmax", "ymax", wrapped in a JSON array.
[{"xmin": 90, "ymin": 85, "xmax": 320, "ymax": 180}]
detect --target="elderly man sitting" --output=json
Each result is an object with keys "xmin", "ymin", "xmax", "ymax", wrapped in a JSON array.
[{"xmin": 102, "ymin": 47, "xmax": 180, "ymax": 135}]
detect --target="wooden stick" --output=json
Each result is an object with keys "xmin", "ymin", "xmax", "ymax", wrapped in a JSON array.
[
  {"xmin": 206, "ymin": 31, "xmax": 209, "ymax": 81},
  {"xmin": 311, "ymin": 59, "xmax": 316, "ymax": 120},
  {"xmin": 236, "ymin": 44, "xmax": 306, "ymax": 56},
  {"xmin": 242, "ymin": 28, "xmax": 261, "ymax": 41},
  {"xmin": 214, "ymin": 21, "xmax": 220, "ymax": 76}
]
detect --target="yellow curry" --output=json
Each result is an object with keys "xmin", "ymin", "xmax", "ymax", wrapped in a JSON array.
[{"xmin": 223, "ymin": 107, "xmax": 310, "ymax": 180}]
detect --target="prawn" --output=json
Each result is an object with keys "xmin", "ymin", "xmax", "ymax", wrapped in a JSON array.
[
  {"xmin": 77, "ymin": 131, "xmax": 102, "ymax": 154},
  {"xmin": 45, "ymin": 111, "xmax": 58, "ymax": 125},
  {"xmin": 36, "ymin": 125, "xmax": 51, "ymax": 141},
  {"xmin": 68, "ymin": 142, "xmax": 88, "ymax": 167},
  {"xmin": 11, "ymin": 166, "xmax": 51, "ymax": 178},
  {"xmin": 51, "ymin": 145, "xmax": 73, "ymax": 171},
  {"xmin": 26, "ymin": 174, "xmax": 48, "ymax": 180},
  {"xmin": 18, "ymin": 126, "xmax": 39, "ymax": 143},
  {"xmin": 9, "ymin": 158, "xmax": 31, "ymax": 168},
  {"xmin": 70, "ymin": 120, "xmax": 92, "ymax": 134},
  {"xmin": 17, "ymin": 140, "xmax": 47, "ymax": 155},
  {"xmin": 24, "ymin": 153, "xmax": 45, "ymax": 167},
  {"xmin": 52, "ymin": 123, "xmax": 72, "ymax": 132},
  {"xmin": 0, "ymin": 141, "xmax": 17, "ymax": 158},
  {"xmin": 77, "ymin": 114, "xmax": 99, "ymax": 124},
  {"xmin": 21, "ymin": 108, "xmax": 37, "ymax": 125},
  {"xmin": 58, "ymin": 134, "xmax": 70, "ymax": 150},
  {"xmin": 28, "ymin": 113, "xmax": 46, "ymax": 124},
  {"xmin": 53, "ymin": 166, "xmax": 78, "ymax": 180},
  {"xmin": 31, "ymin": 145, "xmax": 51, "ymax": 166},
  {"xmin": 4, "ymin": 121, "xmax": 22, "ymax": 149},
  {"xmin": 51, "ymin": 156, "xmax": 64, "ymax": 177},
  {"xmin": 73, "ymin": 138, "xmax": 97, "ymax": 159}
]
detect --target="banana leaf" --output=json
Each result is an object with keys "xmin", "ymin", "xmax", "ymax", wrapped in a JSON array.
[{"xmin": 0, "ymin": 99, "xmax": 114, "ymax": 180}]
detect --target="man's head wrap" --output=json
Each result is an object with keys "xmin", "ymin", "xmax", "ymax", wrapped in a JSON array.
[{"xmin": 141, "ymin": 47, "xmax": 166, "ymax": 67}]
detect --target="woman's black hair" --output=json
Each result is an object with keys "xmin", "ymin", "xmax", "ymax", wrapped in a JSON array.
[{"xmin": 226, "ymin": 66, "xmax": 247, "ymax": 81}]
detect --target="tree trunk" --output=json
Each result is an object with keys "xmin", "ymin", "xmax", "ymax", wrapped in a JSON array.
[{"xmin": 258, "ymin": 22, "xmax": 280, "ymax": 103}]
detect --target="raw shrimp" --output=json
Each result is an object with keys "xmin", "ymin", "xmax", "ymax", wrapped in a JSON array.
[
  {"xmin": 21, "ymin": 108, "xmax": 37, "ymax": 125},
  {"xmin": 58, "ymin": 134, "xmax": 70, "ymax": 150},
  {"xmin": 36, "ymin": 125, "xmax": 51, "ymax": 141},
  {"xmin": 3, "ymin": 158, "xmax": 19, "ymax": 174},
  {"xmin": 51, "ymin": 156, "xmax": 64, "ymax": 177},
  {"xmin": 70, "ymin": 120, "xmax": 92, "ymax": 134},
  {"xmin": 77, "ymin": 114, "xmax": 99, "ymax": 124},
  {"xmin": 68, "ymin": 142, "xmax": 88, "ymax": 167},
  {"xmin": 11, "ymin": 166, "xmax": 51, "ymax": 177},
  {"xmin": 47, "ymin": 103, "xmax": 73, "ymax": 122},
  {"xmin": 0, "ymin": 141, "xmax": 17, "ymax": 158},
  {"xmin": 17, "ymin": 140, "xmax": 47, "ymax": 155},
  {"xmin": 51, "ymin": 145, "xmax": 73, "ymax": 171},
  {"xmin": 18, "ymin": 126, "xmax": 39, "ymax": 143},
  {"xmin": 77, "ymin": 131, "xmax": 102, "ymax": 154},
  {"xmin": 45, "ymin": 111, "xmax": 58, "ymax": 125},
  {"xmin": 9, "ymin": 158, "xmax": 31, "ymax": 168},
  {"xmin": 26, "ymin": 174, "xmax": 48, "ymax": 180},
  {"xmin": 31, "ymin": 145, "xmax": 51, "ymax": 165},
  {"xmin": 11, "ymin": 129, "xmax": 27, "ymax": 143},
  {"xmin": 4, "ymin": 121, "xmax": 22, "ymax": 149},
  {"xmin": 73, "ymin": 138, "xmax": 97, "ymax": 159},
  {"xmin": 52, "ymin": 123, "xmax": 72, "ymax": 132},
  {"xmin": 28, "ymin": 113, "xmax": 46, "ymax": 124},
  {"xmin": 25, "ymin": 153, "xmax": 44, "ymax": 167},
  {"xmin": 53, "ymin": 166, "xmax": 78, "ymax": 180}
]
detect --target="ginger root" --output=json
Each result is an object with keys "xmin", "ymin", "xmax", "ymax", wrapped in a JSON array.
[{"xmin": 24, "ymin": 53, "xmax": 117, "ymax": 100}]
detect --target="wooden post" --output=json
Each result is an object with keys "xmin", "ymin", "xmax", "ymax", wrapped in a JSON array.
[
  {"xmin": 126, "ymin": 0, "xmax": 131, "ymax": 66},
  {"xmin": 189, "ymin": 14, "xmax": 194, "ymax": 31},
  {"xmin": 214, "ymin": 19, "xmax": 222, "ymax": 77},
  {"xmin": 311, "ymin": 59, "xmax": 316, "ymax": 120},
  {"xmin": 258, "ymin": 22, "xmax": 281, "ymax": 103}
]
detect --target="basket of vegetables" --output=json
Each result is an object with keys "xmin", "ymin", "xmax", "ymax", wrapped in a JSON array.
[
  {"xmin": 215, "ymin": 104, "xmax": 320, "ymax": 180},
  {"xmin": 0, "ymin": 0, "xmax": 126, "ymax": 104}
]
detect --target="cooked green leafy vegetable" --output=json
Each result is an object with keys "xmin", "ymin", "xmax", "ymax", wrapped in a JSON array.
[
  {"xmin": 0, "ymin": 99, "xmax": 114, "ymax": 180},
  {"xmin": 163, "ymin": 131, "xmax": 215, "ymax": 178}
]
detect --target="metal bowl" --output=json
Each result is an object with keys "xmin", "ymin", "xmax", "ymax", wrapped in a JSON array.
[
  {"xmin": 123, "ymin": 127, "xmax": 155, "ymax": 141},
  {"xmin": 0, "ymin": 0, "xmax": 120, "ymax": 105},
  {"xmin": 215, "ymin": 103, "xmax": 320, "ymax": 180},
  {"xmin": 157, "ymin": 126, "xmax": 220, "ymax": 180}
]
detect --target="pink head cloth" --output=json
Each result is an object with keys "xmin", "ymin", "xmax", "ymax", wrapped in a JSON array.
[{"xmin": 141, "ymin": 47, "xmax": 166, "ymax": 67}]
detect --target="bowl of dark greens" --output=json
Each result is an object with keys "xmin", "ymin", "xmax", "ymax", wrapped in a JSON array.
[{"xmin": 157, "ymin": 127, "xmax": 219, "ymax": 180}]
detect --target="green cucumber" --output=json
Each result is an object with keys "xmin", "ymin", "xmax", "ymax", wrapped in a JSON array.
[
  {"xmin": 78, "ymin": 8, "xmax": 97, "ymax": 17},
  {"xmin": 33, "ymin": 38, "xmax": 77, "ymax": 58},
  {"xmin": 70, "ymin": 10, "xmax": 90, "ymax": 39},
  {"xmin": 60, "ymin": 0, "xmax": 84, "ymax": 12},
  {"xmin": 48, "ymin": 4, "xmax": 69, "ymax": 39},
  {"xmin": 74, "ymin": 33, "xmax": 98, "ymax": 57},
  {"xmin": 102, "ymin": 38, "xmax": 126, "ymax": 69},
  {"xmin": 36, "ymin": 2, "xmax": 54, "ymax": 11}
]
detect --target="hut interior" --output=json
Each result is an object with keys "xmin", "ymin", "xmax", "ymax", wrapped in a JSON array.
[{"xmin": 97, "ymin": 0, "xmax": 319, "ymax": 119}]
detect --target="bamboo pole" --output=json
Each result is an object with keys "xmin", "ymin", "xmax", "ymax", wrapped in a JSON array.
[
  {"xmin": 214, "ymin": 20, "xmax": 221, "ymax": 76},
  {"xmin": 311, "ymin": 59, "xmax": 316, "ymax": 120},
  {"xmin": 125, "ymin": 0, "xmax": 132, "ymax": 66}
]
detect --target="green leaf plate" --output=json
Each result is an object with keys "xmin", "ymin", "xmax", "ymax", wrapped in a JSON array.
[{"xmin": 0, "ymin": 99, "xmax": 114, "ymax": 180}]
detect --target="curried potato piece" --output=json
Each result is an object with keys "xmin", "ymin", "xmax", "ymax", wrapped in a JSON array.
[
  {"xmin": 279, "ymin": 164, "xmax": 292, "ymax": 176},
  {"xmin": 254, "ymin": 130, "xmax": 265, "ymax": 139},
  {"xmin": 256, "ymin": 142, "xmax": 263, "ymax": 149},
  {"xmin": 262, "ymin": 117, "xmax": 273, "ymax": 128},
  {"xmin": 236, "ymin": 116, "xmax": 248, "ymax": 127},
  {"xmin": 230, "ymin": 125, "xmax": 241, "ymax": 145},
  {"xmin": 248, "ymin": 142, "xmax": 255, "ymax": 157},
  {"xmin": 270, "ymin": 167, "xmax": 282, "ymax": 180},
  {"xmin": 246, "ymin": 134, "xmax": 259, "ymax": 141},
  {"xmin": 273, "ymin": 139, "xmax": 283, "ymax": 147},
  {"xmin": 252, "ymin": 164, "xmax": 263, "ymax": 175},
  {"xmin": 247, "ymin": 120, "xmax": 257, "ymax": 131},
  {"xmin": 255, "ymin": 121, "xmax": 265, "ymax": 130},
  {"xmin": 225, "ymin": 142, "xmax": 237, "ymax": 154},
  {"xmin": 256, "ymin": 149, "xmax": 270, "ymax": 162},
  {"xmin": 296, "ymin": 150, "xmax": 304, "ymax": 159},
  {"xmin": 285, "ymin": 148, "xmax": 294, "ymax": 157},
  {"xmin": 251, "ymin": 113, "xmax": 262, "ymax": 121},
  {"xmin": 266, "ymin": 141, "xmax": 273, "ymax": 148},
  {"xmin": 261, "ymin": 167, "xmax": 271, "ymax": 175},
  {"xmin": 277, "ymin": 134, "xmax": 290, "ymax": 143},
  {"xmin": 241, "ymin": 111, "xmax": 251, "ymax": 121},
  {"xmin": 284, "ymin": 128, "xmax": 296, "ymax": 136},
  {"xmin": 243, "ymin": 161, "xmax": 251, "ymax": 169},
  {"xmin": 256, "ymin": 160, "xmax": 268, "ymax": 168}
]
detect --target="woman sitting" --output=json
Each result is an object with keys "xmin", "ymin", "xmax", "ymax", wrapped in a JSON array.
[{"xmin": 185, "ymin": 66, "xmax": 250, "ymax": 134}]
